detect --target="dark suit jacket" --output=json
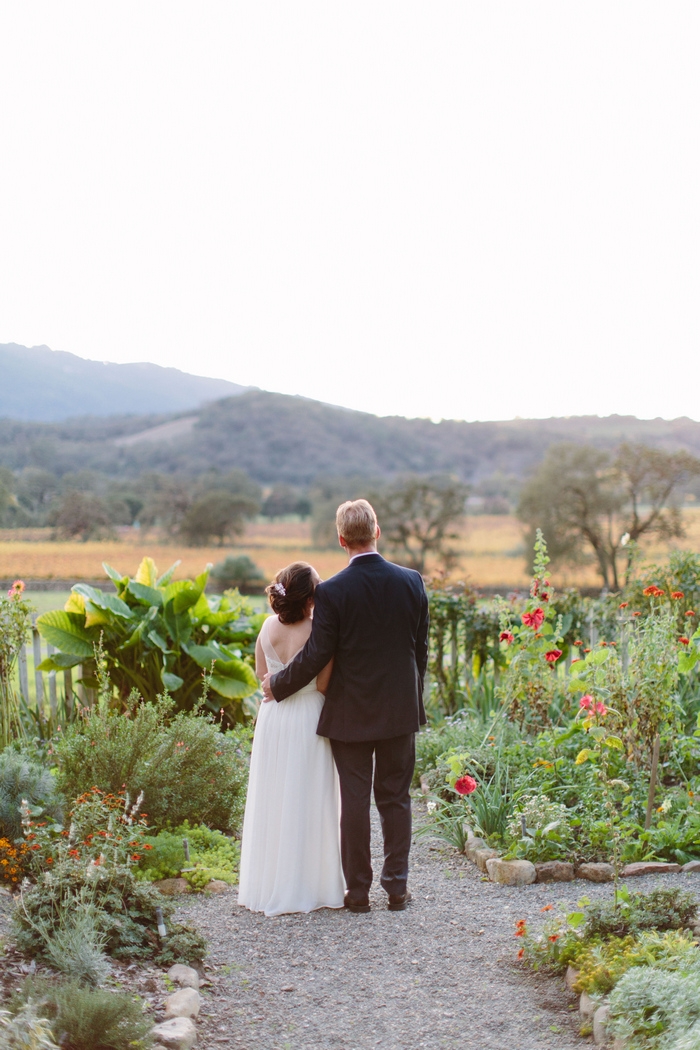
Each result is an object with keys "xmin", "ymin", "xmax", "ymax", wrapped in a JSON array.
[{"xmin": 269, "ymin": 553, "xmax": 429, "ymax": 742}]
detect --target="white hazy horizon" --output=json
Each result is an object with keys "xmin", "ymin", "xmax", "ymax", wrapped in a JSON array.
[{"xmin": 1, "ymin": 4, "xmax": 699, "ymax": 424}]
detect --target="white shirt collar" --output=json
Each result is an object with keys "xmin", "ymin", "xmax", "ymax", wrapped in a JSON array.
[{"xmin": 349, "ymin": 551, "xmax": 379, "ymax": 564}]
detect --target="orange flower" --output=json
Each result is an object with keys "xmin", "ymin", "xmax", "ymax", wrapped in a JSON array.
[
  {"xmin": 549, "ymin": 934, "xmax": 559, "ymax": 943},
  {"xmin": 517, "ymin": 948, "xmax": 525, "ymax": 959},
  {"xmin": 541, "ymin": 904, "xmax": 553, "ymax": 912},
  {"xmin": 686, "ymin": 610, "xmax": 696, "ymax": 617},
  {"xmin": 679, "ymin": 637, "xmax": 690, "ymax": 646},
  {"xmin": 619, "ymin": 602, "xmax": 629, "ymax": 609},
  {"xmin": 672, "ymin": 591, "xmax": 685, "ymax": 599}
]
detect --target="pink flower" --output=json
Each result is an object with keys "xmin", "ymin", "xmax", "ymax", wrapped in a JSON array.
[
  {"xmin": 499, "ymin": 631, "xmax": 515, "ymax": 644},
  {"xmin": 522, "ymin": 608, "xmax": 545, "ymax": 630},
  {"xmin": 454, "ymin": 775, "xmax": 477, "ymax": 796},
  {"xmin": 579, "ymin": 695, "xmax": 594, "ymax": 710},
  {"xmin": 544, "ymin": 649, "xmax": 562, "ymax": 664},
  {"xmin": 594, "ymin": 701, "xmax": 607, "ymax": 716},
  {"xmin": 7, "ymin": 579, "xmax": 25, "ymax": 598}
]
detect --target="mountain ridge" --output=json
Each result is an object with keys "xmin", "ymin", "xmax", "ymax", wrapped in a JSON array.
[{"xmin": 0, "ymin": 343, "xmax": 249, "ymax": 421}]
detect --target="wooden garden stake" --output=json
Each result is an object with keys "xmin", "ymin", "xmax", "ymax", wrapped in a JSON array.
[{"xmin": 644, "ymin": 733, "xmax": 661, "ymax": 830}]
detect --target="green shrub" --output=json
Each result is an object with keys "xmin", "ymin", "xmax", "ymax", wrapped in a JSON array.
[
  {"xmin": 36, "ymin": 558, "xmax": 261, "ymax": 720},
  {"xmin": 138, "ymin": 822, "xmax": 240, "ymax": 889},
  {"xmin": 574, "ymin": 930, "xmax": 700, "ymax": 996},
  {"xmin": 0, "ymin": 750, "xmax": 61, "ymax": 840},
  {"xmin": 608, "ymin": 967, "xmax": 700, "ymax": 1049},
  {"xmin": 583, "ymin": 887, "xmax": 697, "ymax": 941},
  {"xmin": 54, "ymin": 696, "xmax": 251, "ymax": 833},
  {"xmin": 0, "ymin": 1002, "xmax": 59, "ymax": 1050},
  {"xmin": 13, "ymin": 866, "xmax": 204, "ymax": 964},
  {"xmin": 16, "ymin": 979, "xmax": 153, "ymax": 1050}
]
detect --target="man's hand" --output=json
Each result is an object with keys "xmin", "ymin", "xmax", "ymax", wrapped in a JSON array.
[{"xmin": 261, "ymin": 673, "xmax": 275, "ymax": 702}]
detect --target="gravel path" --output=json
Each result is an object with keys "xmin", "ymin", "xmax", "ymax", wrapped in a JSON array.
[{"xmin": 175, "ymin": 802, "xmax": 700, "ymax": 1050}]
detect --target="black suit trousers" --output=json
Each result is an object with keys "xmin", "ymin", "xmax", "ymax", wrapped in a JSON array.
[{"xmin": 330, "ymin": 733, "xmax": 415, "ymax": 898}]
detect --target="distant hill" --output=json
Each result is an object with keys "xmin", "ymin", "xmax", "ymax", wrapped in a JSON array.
[
  {"xmin": 0, "ymin": 344, "xmax": 249, "ymax": 421},
  {"xmin": 2, "ymin": 387, "xmax": 700, "ymax": 488}
]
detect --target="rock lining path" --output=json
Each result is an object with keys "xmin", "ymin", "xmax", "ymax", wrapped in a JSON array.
[{"xmin": 177, "ymin": 803, "xmax": 684, "ymax": 1050}]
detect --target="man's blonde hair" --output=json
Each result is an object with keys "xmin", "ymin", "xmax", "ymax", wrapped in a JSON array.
[{"xmin": 336, "ymin": 499, "xmax": 378, "ymax": 548}]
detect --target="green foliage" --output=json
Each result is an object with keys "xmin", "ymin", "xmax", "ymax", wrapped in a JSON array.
[
  {"xmin": 211, "ymin": 555, "xmax": 264, "ymax": 591},
  {"xmin": 17, "ymin": 979, "xmax": 154, "ymax": 1050},
  {"xmin": 138, "ymin": 822, "xmax": 240, "ymax": 889},
  {"xmin": 54, "ymin": 696, "xmax": 252, "ymax": 834},
  {"xmin": 0, "ymin": 1002, "xmax": 60, "ymax": 1050},
  {"xmin": 583, "ymin": 887, "xmax": 697, "ymax": 941},
  {"xmin": 608, "ymin": 967, "xmax": 700, "ymax": 1049},
  {"xmin": 41, "ymin": 908, "xmax": 111, "ymax": 986},
  {"xmin": 0, "ymin": 582, "xmax": 33, "ymax": 746},
  {"xmin": 427, "ymin": 588, "xmax": 503, "ymax": 717},
  {"xmin": 179, "ymin": 489, "xmax": 260, "ymax": 546},
  {"xmin": 0, "ymin": 749, "xmax": 61, "ymax": 840},
  {"xmin": 504, "ymin": 793, "xmax": 574, "ymax": 862},
  {"xmin": 36, "ymin": 557, "xmax": 261, "ymax": 718},
  {"xmin": 574, "ymin": 930, "xmax": 700, "ymax": 996}
]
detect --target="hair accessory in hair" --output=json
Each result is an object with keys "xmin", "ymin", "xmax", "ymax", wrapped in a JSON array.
[{"xmin": 273, "ymin": 582, "xmax": 286, "ymax": 597}]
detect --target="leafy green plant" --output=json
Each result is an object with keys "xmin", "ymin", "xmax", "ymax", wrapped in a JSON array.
[
  {"xmin": 36, "ymin": 557, "xmax": 262, "ymax": 719},
  {"xmin": 504, "ymin": 793, "xmax": 574, "ymax": 862},
  {"xmin": 17, "ymin": 979, "xmax": 154, "ymax": 1050},
  {"xmin": 583, "ymin": 887, "xmax": 697, "ymax": 941},
  {"xmin": 574, "ymin": 930, "xmax": 700, "ymax": 996},
  {"xmin": 608, "ymin": 967, "xmax": 700, "ymax": 1049},
  {"xmin": 0, "ymin": 1002, "xmax": 60, "ymax": 1050},
  {"xmin": 138, "ymin": 821, "xmax": 240, "ymax": 888},
  {"xmin": 54, "ymin": 695, "xmax": 251, "ymax": 833},
  {"xmin": 0, "ymin": 749, "xmax": 61, "ymax": 840},
  {"xmin": 211, "ymin": 554, "xmax": 264, "ymax": 591},
  {"xmin": 0, "ymin": 580, "xmax": 33, "ymax": 746}
]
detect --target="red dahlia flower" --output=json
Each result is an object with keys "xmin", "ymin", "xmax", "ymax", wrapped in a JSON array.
[
  {"xmin": 454, "ymin": 775, "xmax": 477, "ymax": 796},
  {"xmin": 499, "ymin": 631, "xmax": 515, "ymax": 644}
]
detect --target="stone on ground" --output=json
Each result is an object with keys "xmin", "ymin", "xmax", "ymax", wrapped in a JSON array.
[
  {"xmin": 474, "ymin": 848, "xmax": 499, "ymax": 872},
  {"xmin": 204, "ymin": 879, "xmax": 229, "ymax": 893},
  {"xmin": 565, "ymin": 966, "xmax": 580, "ymax": 992},
  {"xmin": 154, "ymin": 878, "xmax": 191, "ymax": 896},
  {"xmin": 152, "ymin": 1017, "xmax": 197, "ymax": 1049},
  {"xmin": 682, "ymin": 860, "xmax": 700, "ymax": 873},
  {"xmin": 164, "ymin": 987, "xmax": 201, "ymax": 1020},
  {"xmin": 535, "ymin": 861, "xmax": 575, "ymax": 882},
  {"xmin": 579, "ymin": 991, "xmax": 596, "ymax": 1021},
  {"xmin": 464, "ymin": 837, "xmax": 486, "ymax": 861},
  {"xmin": 622, "ymin": 861, "xmax": 680, "ymax": 876},
  {"xmin": 167, "ymin": 964, "xmax": 201, "ymax": 989},
  {"xmin": 576, "ymin": 862, "xmax": 614, "ymax": 883},
  {"xmin": 486, "ymin": 858, "xmax": 536, "ymax": 886},
  {"xmin": 593, "ymin": 1004, "xmax": 610, "ymax": 1046}
]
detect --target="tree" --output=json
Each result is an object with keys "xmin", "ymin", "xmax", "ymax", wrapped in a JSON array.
[
  {"xmin": 262, "ymin": 485, "xmax": 303, "ymax": 519},
  {"xmin": 371, "ymin": 475, "xmax": 469, "ymax": 574},
  {"xmin": 50, "ymin": 491, "xmax": 113, "ymax": 541},
  {"xmin": 211, "ymin": 554, "xmax": 265, "ymax": 591},
  {"xmin": 518, "ymin": 442, "xmax": 700, "ymax": 590},
  {"xmin": 180, "ymin": 490, "xmax": 259, "ymax": 546}
]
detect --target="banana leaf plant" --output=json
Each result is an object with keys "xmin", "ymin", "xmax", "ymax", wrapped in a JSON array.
[{"xmin": 36, "ymin": 557, "xmax": 263, "ymax": 720}]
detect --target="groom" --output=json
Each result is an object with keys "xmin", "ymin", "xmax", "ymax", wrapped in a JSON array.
[{"xmin": 262, "ymin": 498, "xmax": 429, "ymax": 913}]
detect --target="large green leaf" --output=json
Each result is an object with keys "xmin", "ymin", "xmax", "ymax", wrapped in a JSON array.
[
  {"xmin": 36, "ymin": 611, "xmax": 95, "ymax": 658},
  {"xmin": 208, "ymin": 657, "xmax": 258, "ymax": 699},
  {"xmin": 73, "ymin": 584, "xmax": 133, "ymax": 620},
  {"xmin": 37, "ymin": 652, "xmax": 83, "ymax": 671},
  {"xmin": 156, "ymin": 560, "xmax": 181, "ymax": 587},
  {"xmin": 161, "ymin": 670, "xmax": 184, "ymax": 692},
  {"xmin": 185, "ymin": 643, "xmax": 221, "ymax": 669},
  {"xmin": 102, "ymin": 562, "xmax": 127, "ymax": 586},
  {"xmin": 127, "ymin": 581, "xmax": 163, "ymax": 608}
]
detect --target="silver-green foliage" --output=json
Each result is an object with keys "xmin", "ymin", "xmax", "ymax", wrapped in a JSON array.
[
  {"xmin": 41, "ymin": 907, "xmax": 111, "ymax": 987},
  {"xmin": 0, "ymin": 750, "xmax": 61, "ymax": 840},
  {"xmin": 608, "ymin": 967, "xmax": 700, "ymax": 1048},
  {"xmin": 0, "ymin": 1003, "xmax": 59, "ymax": 1050}
]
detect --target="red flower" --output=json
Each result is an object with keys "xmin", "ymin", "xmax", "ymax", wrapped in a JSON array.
[
  {"xmin": 522, "ymin": 608, "xmax": 545, "ymax": 630},
  {"xmin": 583, "ymin": 648, "xmax": 591, "ymax": 653},
  {"xmin": 544, "ymin": 649, "xmax": 562, "ymax": 664},
  {"xmin": 619, "ymin": 602, "xmax": 629, "ymax": 609},
  {"xmin": 686, "ymin": 610, "xmax": 695, "ymax": 617},
  {"xmin": 455, "ymin": 775, "xmax": 477, "ymax": 796},
  {"xmin": 632, "ymin": 611, "xmax": 642, "ymax": 618},
  {"xmin": 579, "ymin": 695, "xmax": 593, "ymax": 710},
  {"xmin": 679, "ymin": 637, "xmax": 690, "ymax": 646},
  {"xmin": 517, "ymin": 948, "xmax": 525, "ymax": 959},
  {"xmin": 571, "ymin": 658, "xmax": 581, "ymax": 664},
  {"xmin": 573, "ymin": 640, "xmax": 582, "ymax": 646},
  {"xmin": 672, "ymin": 591, "xmax": 685, "ymax": 599},
  {"xmin": 143, "ymin": 843, "xmax": 154, "ymax": 850},
  {"xmin": 541, "ymin": 904, "xmax": 553, "ymax": 912},
  {"xmin": 68, "ymin": 849, "xmax": 80, "ymax": 858},
  {"xmin": 499, "ymin": 631, "xmax": 515, "ymax": 644},
  {"xmin": 541, "ymin": 592, "xmax": 549, "ymax": 602},
  {"xmin": 548, "ymin": 935, "xmax": 559, "ymax": 943},
  {"xmin": 131, "ymin": 853, "xmax": 141, "ymax": 861}
]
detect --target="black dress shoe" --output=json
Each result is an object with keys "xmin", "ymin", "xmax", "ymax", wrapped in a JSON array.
[
  {"xmin": 344, "ymin": 893, "xmax": 371, "ymax": 914},
  {"xmin": 387, "ymin": 890, "xmax": 412, "ymax": 911}
]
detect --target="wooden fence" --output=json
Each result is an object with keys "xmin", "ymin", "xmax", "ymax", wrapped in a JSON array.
[{"xmin": 16, "ymin": 621, "xmax": 85, "ymax": 723}]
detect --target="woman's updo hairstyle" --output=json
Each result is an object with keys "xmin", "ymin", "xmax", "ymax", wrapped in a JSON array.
[{"xmin": 265, "ymin": 561, "xmax": 319, "ymax": 625}]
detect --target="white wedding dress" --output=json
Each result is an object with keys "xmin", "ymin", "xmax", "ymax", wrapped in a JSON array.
[{"xmin": 237, "ymin": 616, "xmax": 345, "ymax": 916}]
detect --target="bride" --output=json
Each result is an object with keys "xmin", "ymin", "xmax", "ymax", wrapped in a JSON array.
[{"xmin": 237, "ymin": 561, "xmax": 345, "ymax": 916}]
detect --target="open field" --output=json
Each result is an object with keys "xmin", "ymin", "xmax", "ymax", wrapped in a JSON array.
[{"xmin": 2, "ymin": 511, "xmax": 700, "ymax": 591}]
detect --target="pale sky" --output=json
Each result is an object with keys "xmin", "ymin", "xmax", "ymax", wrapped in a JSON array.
[{"xmin": 1, "ymin": 4, "xmax": 698, "ymax": 422}]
